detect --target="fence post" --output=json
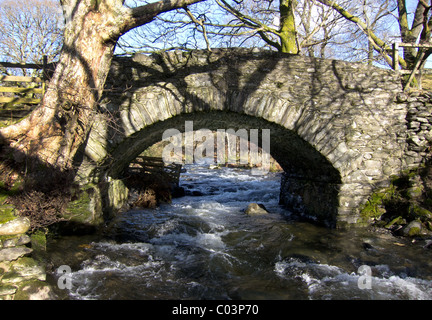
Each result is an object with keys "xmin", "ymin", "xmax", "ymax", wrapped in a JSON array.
[{"xmin": 392, "ymin": 43, "xmax": 399, "ymax": 73}]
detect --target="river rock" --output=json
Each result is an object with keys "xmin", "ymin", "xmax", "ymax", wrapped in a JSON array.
[
  {"xmin": 0, "ymin": 217, "xmax": 31, "ymax": 236},
  {"xmin": 0, "ymin": 247, "xmax": 33, "ymax": 262},
  {"xmin": 245, "ymin": 203, "xmax": 268, "ymax": 216},
  {"xmin": 402, "ymin": 220, "xmax": 425, "ymax": 237},
  {"xmin": 171, "ymin": 186, "xmax": 185, "ymax": 198}
]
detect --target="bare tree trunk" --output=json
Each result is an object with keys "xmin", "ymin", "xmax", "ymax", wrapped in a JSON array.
[
  {"xmin": 0, "ymin": 0, "xmax": 204, "ymax": 172},
  {"xmin": 279, "ymin": 0, "xmax": 299, "ymax": 54}
]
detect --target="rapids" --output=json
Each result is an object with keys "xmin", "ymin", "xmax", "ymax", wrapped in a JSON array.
[{"xmin": 46, "ymin": 164, "xmax": 432, "ymax": 300}]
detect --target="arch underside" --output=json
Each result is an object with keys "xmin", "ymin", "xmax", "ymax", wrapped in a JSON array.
[{"xmin": 104, "ymin": 111, "xmax": 342, "ymax": 227}]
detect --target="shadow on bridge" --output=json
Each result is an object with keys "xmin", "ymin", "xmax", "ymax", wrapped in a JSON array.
[
  {"xmin": 93, "ymin": 50, "xmax": 380, "ymax": 226},
  {"xmin": 0, "ymin": 46, "xmax": 403, "ymax": 231}
]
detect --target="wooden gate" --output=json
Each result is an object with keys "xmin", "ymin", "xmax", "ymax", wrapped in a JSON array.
[{"xmin": 0, "ymin": 56, "xmax": 50, "ymax": 105}]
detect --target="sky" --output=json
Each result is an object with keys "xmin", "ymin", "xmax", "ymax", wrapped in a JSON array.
[{"xmin": 117, "ymin": 0, "xmax": 432, "ymax": 70}]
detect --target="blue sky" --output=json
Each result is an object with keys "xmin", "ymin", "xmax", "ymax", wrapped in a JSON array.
[{"xmin": 117, "ymin": 0, "xmax": 432, "ymax": 68}]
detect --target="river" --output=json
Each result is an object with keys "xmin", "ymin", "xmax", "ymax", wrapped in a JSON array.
[{"xmin": 45, "ymin": 164, "xmax": 432, "ymax": 300}]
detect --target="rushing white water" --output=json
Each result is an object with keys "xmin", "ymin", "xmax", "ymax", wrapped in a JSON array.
[{"xmin": 47, "ymin": 164, "xmax": 432, "ymax": 300}]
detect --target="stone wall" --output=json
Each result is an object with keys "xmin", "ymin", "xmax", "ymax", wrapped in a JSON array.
[
  {"xmin": 74, "ymin": 48, "xmax": 428, "ymax": 227},
  {"xmin": 0, "ymin": 213, "xmax": 54, "ymax": 299},
  {"xmin": 398, "ymin": 91, "xmax": 432, "ymax": 167}
]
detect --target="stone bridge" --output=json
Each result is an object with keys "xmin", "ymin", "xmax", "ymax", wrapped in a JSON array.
[{"xmin": 74, "ymin": 48, "xmax": 432, "ymax": 228}]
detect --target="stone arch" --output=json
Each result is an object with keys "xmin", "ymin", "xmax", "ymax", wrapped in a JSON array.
[
  {"xmin": 103, "ymin": 111, "xmax": 342, "ymax": 227},
  {"xmin": 77, "ymin": 49, "xmax": 408, "ymax": 228}
]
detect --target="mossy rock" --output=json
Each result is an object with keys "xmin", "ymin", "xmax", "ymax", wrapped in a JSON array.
[
  {"xmin": 401, "ymin": 220, "xmax": 431, "ymax": 237},
  {"xmin": 0, "ymin": 179, "xmax": 20, "ymax": 225},
  {"xmin": 64, "ymin": 186, "xmax": 103, "ymax": 225},
  {"xmin": 10, "ymin": 257, "xmax": 45, "ymax": 280},
  {"xmin": 406, "ymin": 186, "xmax": 424, "ymax": 200},
  {"xmin": 30, "ymin": 230, "xmax": 47, "ymax": 252},
  {"xmin": 66, "ymin": 190, "xmax": 91, "ymax": 218},
  {"xmin": 13, "ymin": 279, "xmax": 56, "ymax": 300},
  {"xmin": 359, "ymin": 188, "xmax": 391, "ymax": 223},
  {"xmin": 55, "ymin": 185, "xmax": 104, "ymax": 234},
  {"xmin": 0, "ymin": 180, "xmax": 22, "ymax": 203},
  {"xmin": 0, "ymin": 234, "xmax": 30, "ymax": 248},
  {"xmin": 409, "ymin": 204, "xmax": 432, "ymax": 222}
]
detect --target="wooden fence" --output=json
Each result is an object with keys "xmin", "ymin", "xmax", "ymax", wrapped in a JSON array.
[
  {"xmin": 129, "ymin": 156, "xmax": 183, "ymax": 186},
  {"xmin": 0, "ymin": 56, "xmax": 51, "ymax": 105},
  {"xmin": 392, "ymin": 42, "xmax": 432, "ymax": 91}
]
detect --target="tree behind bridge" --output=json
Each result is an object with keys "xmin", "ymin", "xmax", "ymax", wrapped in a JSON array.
[
  {"xmin": 116, "ymin": 0, "xmax": 396, "ymax": 65},
  {"xmin": 318, "ymin": 0, "xmax": 432, "ymax": 76}
]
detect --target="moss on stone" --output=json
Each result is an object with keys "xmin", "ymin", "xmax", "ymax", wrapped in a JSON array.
[
  {"xmin": 408, "ymin": 226, "xmax": 421, "ymax": 236},
  {"xmin": 63, "ymin": 185, "xmax": 104, "ymax": 228},
  {"xmin": 30, "ymin": 230, "xmax": 47, "ymax": 252},
  {"xmin": 0, "ymin": 234, "xmax": 20, "ymax": 244},
  {"xmin": 384, "ymin": 216, "xmax": 406, "ymax": 229},
  {"xmin": 1, "ymin": 270, "xmax": 23, "ymax": 284},
  {"xmin": 407, "ymin": 186, "xmax": 424, "ymax": 199},
  {"xmin": 0, "ymin": 180, "xmax": 23, "ymax": 225},
  {"xmin": 66, "ymin": 190, "xmax": 91, "ymax": 218},
  {"xmin": 0, "ymin": 207, "xmax": 17, "ymax": 225},
  {"xmin": 409, "ymin": 203, "xmax": 432, "ymax": 221},
  {"xmin": 359, "ymin": 186, "xmax": 395, "ymax": 223},
  {"xmin": 360, "ymin": 166, "xmax": 432, "ymax": 237},
  {"xmin": 11, "ymin": 256, "xmax": 41, "ymax": 270},
  {"xmin": 13, "ymin": 279, "xmax": 54, "ymax": 300},
  {"xmin": 0, "ymin": 284, "xmax": 17, "ymax": 296}
]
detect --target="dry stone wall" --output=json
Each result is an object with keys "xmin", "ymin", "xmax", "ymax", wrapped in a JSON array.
[{"xmin": 0, "ymin": 214, "xmax": 54, "ymax": 299}]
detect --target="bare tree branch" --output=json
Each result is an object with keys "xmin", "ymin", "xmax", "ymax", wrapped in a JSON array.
[{"xmin": 120, "ymin": 0, "xmax": 207, "ymax": 34}]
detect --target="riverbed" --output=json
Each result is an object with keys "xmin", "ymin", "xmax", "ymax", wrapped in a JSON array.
[{"xmin": 45, "ymin": 164, "xmax": 432, "ymax": 300}]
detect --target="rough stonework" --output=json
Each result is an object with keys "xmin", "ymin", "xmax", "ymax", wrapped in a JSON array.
[
  {"xmin": 73, "ymin": 48, "xmax": 431, "ymax": 227},
  {"xmin": 0, "ymin": 215, "xmax": 55, "ymax": 300}
]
